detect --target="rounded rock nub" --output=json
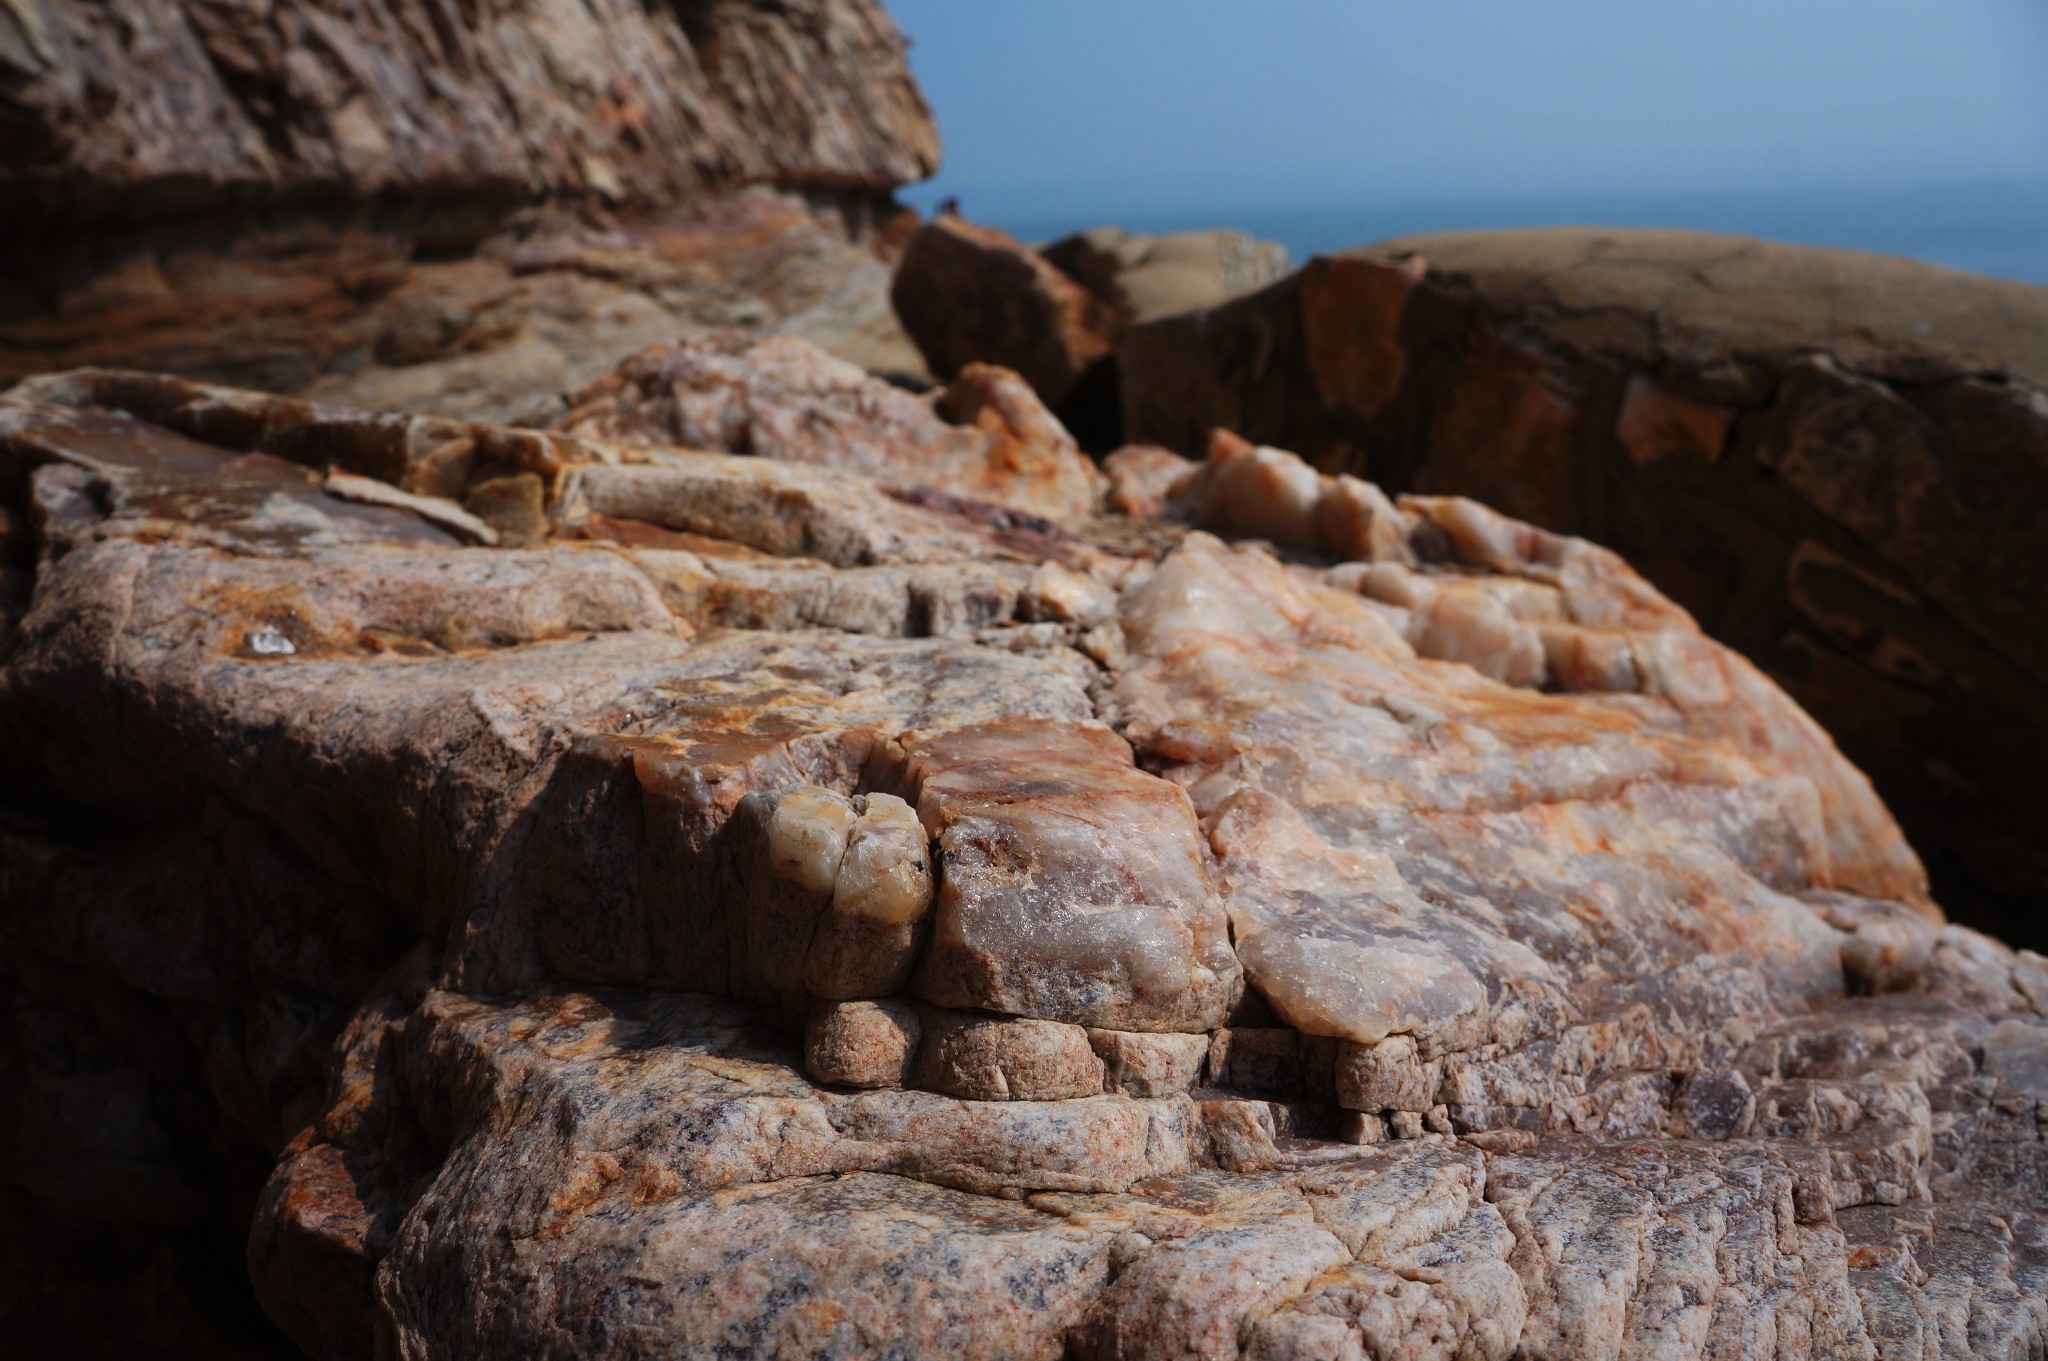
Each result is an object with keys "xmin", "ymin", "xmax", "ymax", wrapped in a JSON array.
[
  {"xmin": 804, "ymin": 999, "xmax": 921, "ymax": 1089},
  {"xmin": 767, "ymin": 785, "xmax": 859, "ymax": 896},
  {"xmin": 805, "ymin": 792, "xmax": 936, "ymax": 1000},
  {"xmin": 830, "ymin": 793, "xmax": 931, "ymax": 926},
  {"xmin": 908, "ymin": 1011, "xmax": 1105, "ymax": 1101},
  {"xmin": 759, "ymin": 784, "xmax": 938, "ymax": 1002}
]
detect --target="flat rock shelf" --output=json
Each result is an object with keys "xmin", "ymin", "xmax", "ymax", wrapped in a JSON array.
[{"xmin": 3, "ymin": 341, "xmax": 2044, "ymax": 1360}]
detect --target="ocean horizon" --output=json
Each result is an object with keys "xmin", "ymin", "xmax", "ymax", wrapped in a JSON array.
[{"xmin": 945, "ymin": 177, "xmax": 2048, "ymax": 288}]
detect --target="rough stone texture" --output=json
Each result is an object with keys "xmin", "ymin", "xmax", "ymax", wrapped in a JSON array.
[
  {"xmin": 3, "ymin": 349, "xmax": 2047, "ymax": 1359},
  {"xmin": 1090, "ymin": 1028, "xmax": 1212, "ymax": 1098},
  {"xmin": 909, "ymin": 1011, "xmax": 1107, "ymax": 1102},
  {"xmin": 1118, "ymin": 229, "xmax": 2048, "ymax": 951},
  {"xmin": 531, "ymin": 332, "xmax": 1105, "ymax": 523},
  {"xmin": 2, "ymin": 1, "xmax": 941, "ymax": 419},
  {"xmin": 3, "ymin": 0, "xmax": 936, "ymax": 224},
  {"xmin": 891, "ymin": 213, "xmax": 1119, "ymax": 409},
  {"xmin": 2, "ymin": 183, "xmax": 930, "ymax": 425},
  {"xmin": 805, "ymin": 998, "xmax": 921, "ymax": 1088},
  {"xmin": 1043, "ymin": 225, "xmax": 1293, "ymax": 325}
]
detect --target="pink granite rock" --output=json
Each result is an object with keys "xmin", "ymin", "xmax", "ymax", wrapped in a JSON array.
[{"xmin": 3, "ymin": 354, "xmax": 2043, "ymax": 1361}]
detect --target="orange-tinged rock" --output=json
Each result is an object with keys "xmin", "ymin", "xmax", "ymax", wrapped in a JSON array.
[
  {"xmin": 1121, "ymin": 228, "xmax": 2048, "ymax": 950},
  {"xmin": 3, "ymin": 352, "xmax": 2042, "ymax": 1361}
]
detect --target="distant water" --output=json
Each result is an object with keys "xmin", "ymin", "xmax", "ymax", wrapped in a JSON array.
[{"xmin": 990, "ymin": 179, "xmax": 2048, "ymax": 287}]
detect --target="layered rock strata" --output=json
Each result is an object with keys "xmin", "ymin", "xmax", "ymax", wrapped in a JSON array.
[
  {"xmin": 1, "ymin": 0, "xmax": 940, "ymax": 419},
  {"xmin": 1116, "ymin": 229, "xmax": 2048, "ymax": 951},
  {"xmin": 3, "ymin": 342, "xmax": 2046, "ymax": 1359}
]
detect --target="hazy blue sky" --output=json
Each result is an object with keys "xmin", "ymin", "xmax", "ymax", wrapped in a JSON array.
[{"xmin": 888, "ymin": 0, "xmax": 2048, "ymax": 222}]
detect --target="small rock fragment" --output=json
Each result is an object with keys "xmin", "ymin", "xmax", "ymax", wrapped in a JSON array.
[
  {"xmin": 324, "ymin": 468, "xmax": 500, "ymax": 545},
  {"xmin": 1103, "ymin": 443, "xmax": 1196, "ymax": 518},
  {"xmin": 830, "ymin": 793, "xmax": 932, "ymax": 925},
  {"xmin": 463, "ymin": 471, "xmax": 549, "ymax": 547},
  {"xmin": 1176, "ymin": 429, "xmax": 1325, "ymax": 549},
  {"xmin": 766, "ymin": 784, "xmax": 859, "ymax": 896},
  {"xmin": 1316, "ymin": 474, "xmax": 1412, "ymax": 563},
  {"xmin": 1018, "ymin": 561, "xmax": 1116, "ymax": 627}
]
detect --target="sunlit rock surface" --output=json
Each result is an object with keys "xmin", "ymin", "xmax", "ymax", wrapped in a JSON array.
[
  {"xmin": 1118, "ymin": 229, "xmax": 2048, "ymax": 952},
  {"xmin": 532, "ymin": 333, "xmax": 1106, "ymax": 525},
  {"xmin": 4, "ymin": 344, "xmax": 2046, "ymax": 1360}
]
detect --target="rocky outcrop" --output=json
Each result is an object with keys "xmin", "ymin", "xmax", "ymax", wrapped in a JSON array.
[
  {"xmin": 5, "ymin": 341, "xmax": 2046, "ymax": 1358},
  {"xmin": 1117, "ymin": 229, "xmax": 2048, "ymax": 951},
  {"xmin": 891, "ymin": 215, "xmax": 1289, "ymax": 448},
  {"xmin": 3, "ymin": 0, "xmax": 937, "ymax": 224},
  {"xmin": 0, "ymin": 1, "xmax": 940, "ymax": 420}
]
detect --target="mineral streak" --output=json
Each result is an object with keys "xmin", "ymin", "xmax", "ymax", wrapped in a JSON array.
[{"xmin": 3, "ymin": 339, "xmax": 2045, "ymax": 1360}]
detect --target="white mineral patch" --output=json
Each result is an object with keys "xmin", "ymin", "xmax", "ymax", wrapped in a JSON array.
[{"xmin": 767, "ymin": 785, "xmax": 858, "ymax": 895}]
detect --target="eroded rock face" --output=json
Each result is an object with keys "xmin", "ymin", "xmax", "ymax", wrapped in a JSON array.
[
  {"xmin": 2, "ymin": 1, "xmax": 940, "ymax": 419},
  {"xmin": 4, "ymin": 0, "xmax": 937, "ymax": 224},
  {"xmin": 1117, "ymin": 229, "xmax": 2048, "ymax": 951},
  {"xmin": 4, "ymin": 350, "xmax": 2046, "ymax": 1361}
]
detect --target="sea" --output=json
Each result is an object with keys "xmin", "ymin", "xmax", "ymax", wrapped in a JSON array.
[{"xmin": 981, "ymin": 178, "xmax": 2048, "ymax": 288}]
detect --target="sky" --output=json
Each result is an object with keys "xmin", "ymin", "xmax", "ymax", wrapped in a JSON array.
[{"xmin": 887, "ymin": 0, "xmax": 2048, "ymax": 236}]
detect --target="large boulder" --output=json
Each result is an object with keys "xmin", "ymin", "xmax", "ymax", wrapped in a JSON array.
[
  {"xmin": 0, "ymin": 0, "xmax": 942, "ymax": 420},
  {"xmin": 1120, "ymin": 229, "xmax": 2048, "ymax": 949},
  {"xmin": 6, "ymin": 345, "xmax": 2048, "ymax": 1358},
  {"xmin": 890, "ymin": 214, "xmax": 1120, "ymax": 409}
]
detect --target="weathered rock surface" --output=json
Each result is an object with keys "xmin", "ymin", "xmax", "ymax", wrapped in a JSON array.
[
  {"xmin": 4, "ymin": 346, "xmax": 2046, "ymax": 1360},
  {"xmin": 1043, "ymin": 225, "xmax": 1293, "ymax": 325},
  {"xmin": 1, "ymin": 1, "xmax": 941, "ymax": 420},
  {"xmin": 531, "ymin": 332, "xmax": 1105, "ymax": 523},
  {"xmin": 3, "ymin": 181, "xmax": 930, "ymax": 427},
  {"xmin": 891, "ymin": 213, "xmax": 1120, "ymax": 409},
  {"xmin": 1117, "ymin": 229, "xmax": 2048, "ymax": 951},
  {"xmin": 890, "ymin": 215, "xmax": 1290, "ymax": 448},
  {"xmin": 3, "ymin": 0, "xmax": 937, "ymax": 224}
]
